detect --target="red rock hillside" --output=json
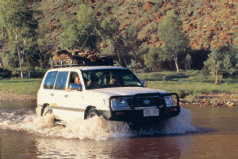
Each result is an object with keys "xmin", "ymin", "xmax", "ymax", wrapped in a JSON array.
[{"xmin": 32, "ymin": 0, "xmax": 238, "ymax": 52}]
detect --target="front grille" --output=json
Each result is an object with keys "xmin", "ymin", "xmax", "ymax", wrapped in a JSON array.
[{"xmin": 128, "ymin": 94, "xmax": 164, "ymax": 108}]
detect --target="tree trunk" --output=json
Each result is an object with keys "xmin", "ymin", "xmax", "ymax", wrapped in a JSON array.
[
  {"xmin": 121, "ymin": 53, "xmax": 128, "ymax": 67},
  {"xmin": 16, "ymin": 30, "xmax": 24, "ymax": 79},
  {"xmin": 215, "ymin": 71, "xmax": 218, "ymax": 85},
  {"xmin": 1, "ymin": 26, "xmax": 3, "ymax": 45},
  {"xmin": 174, "ymin": 56, "xmax": 179, "ymax": 72},
  {"xmin": 0, "ymin": 26, "xmax": 3, "ymax": 67},
  {"xmin": 114, "ymin": 40, "xmax": 122, "ymax": 66}
]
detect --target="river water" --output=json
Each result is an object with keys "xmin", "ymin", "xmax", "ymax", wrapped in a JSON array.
[{"xmin": 0, "ymin": 102, "xmax": 238, "ymax": 159}]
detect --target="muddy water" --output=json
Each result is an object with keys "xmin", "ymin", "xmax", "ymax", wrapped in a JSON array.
[{"xmin": 0, "ymin": 103, "xmax": 238, "ymax": 159}]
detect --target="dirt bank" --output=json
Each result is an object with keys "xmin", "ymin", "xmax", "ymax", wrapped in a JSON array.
[
  {"xmin": 181, "ymin": 93, "xmax": 238, "ymax": 107},
  {"xmin": 0, "ymin": 93, "xmax": 36, "ymax": 103}
]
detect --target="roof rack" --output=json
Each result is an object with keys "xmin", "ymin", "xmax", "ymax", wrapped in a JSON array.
[{"xmin": 51, "ymin": 57, "xmax": 114, "ymax": 68}]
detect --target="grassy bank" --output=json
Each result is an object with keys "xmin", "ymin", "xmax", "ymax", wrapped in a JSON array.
[
  {"xmin": 0, "ymin": 78, "xmax": 42, "ymax": 101},
  {"xmin": 137, "ymin": 70, "xmax": 238, "ymax": 99},
  {"xmin": 0, "ymin": 70, "xmax": 238, "ymax": 102}
]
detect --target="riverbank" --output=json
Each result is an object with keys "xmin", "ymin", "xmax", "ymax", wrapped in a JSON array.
[
  {"xmin": 0, "ymin": 91, "xmax": 237, "ymax": 107},
  {"xmin": 1, "ymin": 71, "xmax": 238, "ymax": 107},
  {"xmin": 0, "ymin": 93, "xmax": 36, "ymax": 102},
  {"xmin": 0, "ymin": 78, "xmax": 41, "ymax": 103},
  {"xmin": 181, "ymin": 93, "xmax": 238, "ymax": 107}
]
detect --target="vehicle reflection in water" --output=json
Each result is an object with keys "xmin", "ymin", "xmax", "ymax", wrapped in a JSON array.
[{"xmin": 35, "ymin": 135, "xmax": 191, "ymax": 159}]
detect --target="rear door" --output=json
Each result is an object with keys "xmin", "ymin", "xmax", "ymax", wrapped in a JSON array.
[
  {"xmin": 51, "ymin": 71, "xmax": 69, "ymax": 120},
  {"xmin": 38, "ymin": 70, "xmax": 58, "ymax": 107}
]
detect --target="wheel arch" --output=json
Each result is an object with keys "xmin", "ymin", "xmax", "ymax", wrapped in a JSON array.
[
  {"xmin": 84, "ymin": 106, "xmax": 97, "ymax": 119},
  {"xmin": 41, "ymin": 103, "xmax": 50, "ymax": 116}
]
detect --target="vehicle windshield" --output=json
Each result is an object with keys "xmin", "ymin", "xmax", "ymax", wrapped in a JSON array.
[{"xmin": 81, "ymin": 69, "xmax": 143, "ymax": 89}]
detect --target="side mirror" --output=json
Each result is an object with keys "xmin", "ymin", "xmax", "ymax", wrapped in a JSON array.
[
  {"xmin": 142, "ymin": 79, "xmax": 147, "ymax": 87},
  {"xmin": 70, "ymin": 83, "xmax": 82, "ymax": 91}
]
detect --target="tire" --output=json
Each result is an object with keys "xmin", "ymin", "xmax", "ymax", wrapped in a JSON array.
[
  {"xmin": 86, "ymin": 108, "xmax": 99, "ymax": 119},
  {"xmin": 41, "ymin": 106, "xmax": 52, "ymax": 117}
]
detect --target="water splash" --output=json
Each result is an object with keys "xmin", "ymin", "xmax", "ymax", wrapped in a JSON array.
[
  {"xmin": 0, "ymin": 107, "xmax": 197, "ymax": 140},
  {"xmin": 159, "ymin": 107, "xmax": 198, "ymax": 134}
]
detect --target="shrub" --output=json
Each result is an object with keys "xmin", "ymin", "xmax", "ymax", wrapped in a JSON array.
[{"xmin": 0, "ymin": 67, "xmax": 12, "ymax": 78}]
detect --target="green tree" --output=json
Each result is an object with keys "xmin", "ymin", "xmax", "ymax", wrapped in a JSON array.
[
  {"xmin": 223, "ymin": 55, "xmax": 234, "ymax": 76},
  {"xmin": 125, "ymin": 23, "xmax": 144, "ymax": 68},
  {"xmin": 158, "ymin": 10, "xmax": 189, "ymax": 72},
  {"xmin": 234, "ymin": 46, "xmax": 238, "ymax": 76},
  {"xmin": 99, "ymin": 16, "xmax": 127, "ymax": 66},
  {"xmin": 60, "ymin": 16, "xmax": 80, "ymax": 49},
  {"xmin": 204, "ymin": 45, "xmax": 237, "ymax": 84},
  {"xmin": 60, "ymin": 4, "xmax": 97, "ymax": 50},
  {"xmin": 126, "ymin": 24, "xmax": 140, "ymax": 43},
  {"xmin": 0, "ymin": 0, "xmax": 38, "ymax": 79},
  {"xmin": 204, "ymin": 50, "xmax": 223, "ymax": 84},
  {"xmin": 144, "ymin": 47, "xmax": 163, "ymax": 71},
  {"xmin": 100, "ymin": 16, "xmax": 144, "ymax": 67}
]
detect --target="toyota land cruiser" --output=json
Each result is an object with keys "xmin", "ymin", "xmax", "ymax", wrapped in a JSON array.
[{"xmin": 36, "ymin": 64, "xmax": 180, "ymax": 125}]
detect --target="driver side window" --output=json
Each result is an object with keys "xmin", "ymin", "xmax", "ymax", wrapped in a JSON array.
[{"xmin": 69, "ymin": 72, "xmax": 81, "ymax": 85}]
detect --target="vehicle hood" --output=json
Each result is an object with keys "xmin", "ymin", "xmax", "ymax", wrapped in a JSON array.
[{"xmin": 86, "ymin": 87, "xmax": 168, "ymax": 97}]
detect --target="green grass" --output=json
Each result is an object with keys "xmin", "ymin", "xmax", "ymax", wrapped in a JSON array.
[
  {"xmin": 0, "ymin": 78, "xmax": 42, "ymax": 97},
  {"xmin": 136, "ymin": 70, "xmax": 238, "ymax": 97}
]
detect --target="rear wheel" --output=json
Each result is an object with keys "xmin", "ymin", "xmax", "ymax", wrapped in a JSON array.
[{"xmin": 86, "ymin": 108, "xmax": 99, "ymax": 119}]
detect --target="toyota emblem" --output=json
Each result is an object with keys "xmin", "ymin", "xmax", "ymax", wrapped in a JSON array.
[{"xmin": 144, "ymin": 99, "xmax": 150, "ymax": 104}]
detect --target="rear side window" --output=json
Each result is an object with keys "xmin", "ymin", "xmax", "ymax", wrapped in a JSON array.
[
  {"xmin": 55, "ymin": 71, "xmax": 69, "ymax": 90},
  {"xmin": 43, "ymin": 71, "xmax": 58, "ymax": 89}
]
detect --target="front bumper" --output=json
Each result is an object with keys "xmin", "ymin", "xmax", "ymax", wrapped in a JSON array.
[{"xmin": 100, "ymin": 106, "xmax": 180, "ymax": 122}]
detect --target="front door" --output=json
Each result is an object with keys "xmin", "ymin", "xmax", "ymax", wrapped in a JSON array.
[{"xmin": 63, "ymin": 72, "xmax": 85, "ymax": 121}]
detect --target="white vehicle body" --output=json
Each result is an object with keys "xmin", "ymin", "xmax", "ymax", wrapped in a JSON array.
[{"xmin": 36, "ymin": 66, "xmax": 180, "ymax": 124}]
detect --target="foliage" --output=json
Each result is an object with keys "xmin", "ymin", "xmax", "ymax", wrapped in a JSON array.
[
  {"xmin": 126, "ymin": 24, "xmax": 140, "ymax": 42},
  {"xmin": 0, "ymin": 0, "xmax": 38, "ymax": 79},
  {"xmin": 99, "ymin": 16, "xmax": 128, "ymax": 66},
  {"xmin": 128, "ymin": 59, "xmax": 142, "ymax": 71},
  {"xmin": 60, "ymin": 16, "xmax": 80, "ymax": 49},
  {"xmin": 204, "ymin": 50, "xmax": 223, "ymax": 84},
  {"xmin": 100, "ymin": 16, "xmax": 120, "ymax": 39},
  {"xmin": 0, "ymin": 67, "xmax": 12, "ymax": 78},
  {"xmin": 158, "ymin": 10, "xmax": 190, "ymax": 72},
  {"xmin": 1, "ymin": 0, "xmax": 238, "ymax": 76},
  {"xmin": 204, "ymin": 45, "xmax": 238, "ymax": 84},
  {"xmin": 143, "ymin": 47, "xmax": 162, "ymax": 71},
  {"xmin": 76, "ymin": 4, "xmax": 97, "ymax": 50},
  {"xmin": 60, "ymin": 4, "xmax": 97, "ymax": 50}
]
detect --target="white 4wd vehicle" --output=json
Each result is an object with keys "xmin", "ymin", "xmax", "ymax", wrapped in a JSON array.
[{"xmin": 36, "ymin": 66, "xmax": 180, "ymax": 124}]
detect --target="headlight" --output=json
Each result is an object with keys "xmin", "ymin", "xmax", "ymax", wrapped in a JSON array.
[
  {"xmin": 111, "ymin": 97, "xmax": 130, "ymax": 110},
  {"xmin": 164, "ymin": 96, "xmax": 174, "ymax": 107}
]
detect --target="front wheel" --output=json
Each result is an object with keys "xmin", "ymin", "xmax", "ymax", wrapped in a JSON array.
[{"xmin": 86, "ymin": 109, "xmax": 100, "ymax": 119}]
